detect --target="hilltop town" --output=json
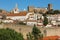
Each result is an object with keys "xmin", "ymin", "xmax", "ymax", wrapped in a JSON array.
[
  {"xmin": 0, "ymin": 3, "xmax": 60, "ymax": 40},
  {"xmin": 0, "ymin": 4, "xmax": 60, "ymax": 27}
]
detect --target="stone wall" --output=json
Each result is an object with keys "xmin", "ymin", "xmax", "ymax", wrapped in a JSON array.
[{"xmin": 0, "ymin": 23, "xmax": 60, "ymax": 39}]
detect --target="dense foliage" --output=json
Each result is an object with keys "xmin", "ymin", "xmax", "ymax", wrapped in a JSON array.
[
  {"xmin": 0, "ymin": 9, "xmax": 2, "ymax": 12},
  {"xmin": 32, "ymin": 25, "xmax": 43, "ymax": 40},
  {"xmin": 43, "ymin": 16, "xmax": 48, "ymax": 26},
  {"xmin": 27, "ymin": 32, "xmax": 33, "ymax": 40},
  {"xmin": 43, "ymin": 14, "xmax": 48, "ymax": 26},
  {"xmin": 0, "ymin": 28, "xmax": 24, "ymax": 40},
  {"xmin": 46, "ymin": 9, "xmax": 60, "ymax": 14}
]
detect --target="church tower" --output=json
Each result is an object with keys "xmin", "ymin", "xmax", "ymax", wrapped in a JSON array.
[{"xmin": 13, "ymin": 3, "xmax": 19, "ymax": 13}]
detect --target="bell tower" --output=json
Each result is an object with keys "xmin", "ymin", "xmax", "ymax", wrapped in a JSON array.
[{"xmin": 13, "ymin": 3, "xmax": 19, "ymax": 13}]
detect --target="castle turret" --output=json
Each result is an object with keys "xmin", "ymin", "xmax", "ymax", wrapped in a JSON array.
[
  {"xmin": 48, "ymin": 4, "xmax": 52, "ymax": 11},
  {"xmin": 28, "ymin": 6, "xmax": 34, "ymax": 13}
]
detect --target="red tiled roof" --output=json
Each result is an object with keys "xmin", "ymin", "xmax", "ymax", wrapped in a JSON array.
[
  {"xmin": 43, "ymin": 36, "xmax": 60, "ymax": 40},
  {"xmin": 7, "ymin": 11, "xmax": 27, "ymax": 16}
]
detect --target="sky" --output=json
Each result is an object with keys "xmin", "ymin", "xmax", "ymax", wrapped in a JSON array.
[{"xmin": 0, "ymin": 0, "xmax": 60, "ymax": 11}]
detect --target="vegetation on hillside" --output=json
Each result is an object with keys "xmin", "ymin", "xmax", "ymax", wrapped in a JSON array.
[
  {"xmin": 0, "ymin": 28, "xmax": 24, "ymax": 40},
  {"xmin": 43, "ymin": 14, "xmax": 48, "ymax": 26},
  {"xmin": 0, "ymin": 9, "xmax": 2, "ymax": 12},
  {"xmin": 27, "ymin": 25, "xmax": 43, "ymax": 40},
  {"xmin": 46, "ymin": 9, "xmax": 60, "ymax": 14}
]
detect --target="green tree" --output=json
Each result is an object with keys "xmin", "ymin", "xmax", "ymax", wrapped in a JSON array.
[
  {"xmin": 27, "ymin": 34, "xmax": 29, "ymax": 40},
  {"xmin": 46, "ymin": 9, "xmax": 54, "ymax": 14},
  {"xmin": 0, "ymin": 9, "xmax": 2, "ymax": 12},
  {"xmin": 54, "ymin": 10, "xmax": 60, "ymax": 14},
  {"xmin": 0, "ymin": 28, "xmax": 24, "ymax": 40},
  {"xmin": 43, "ymin": 14, "xmax": 47, "ymax": 17},
  {"xmin": 43, "ymin": 16, "xmax": 48, "ymax": 26},
  {"xmin": 27, "ymin": 32, "xmax": 33, "ymax": 40},
  {"xmin": 46, "ymin": 9, "xmax": 60, "ymax": 14},
  {"xmin": 32, "ymin": 25, "xmax": 43, "ymax": 40}
]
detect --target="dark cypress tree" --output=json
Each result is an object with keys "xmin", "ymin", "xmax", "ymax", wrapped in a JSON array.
[
  {"xmin": 43, "ymin": 16, "xmax": 48, "ymax": 26},
  {"xmin": 32, "ymin": 25, "xmax": 43, "ymax": 40}
]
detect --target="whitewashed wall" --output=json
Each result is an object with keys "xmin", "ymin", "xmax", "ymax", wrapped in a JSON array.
[
  {"xmin": 6, "ymin": 16, "xmax": 27, "ymax": 21},
  {"xmin": 2, "ymin": 20, "xmax": 13, "ymax": 23},
  {"xmin": 27, "ymin": 22, "xmax": 37, "ymax": 26}
]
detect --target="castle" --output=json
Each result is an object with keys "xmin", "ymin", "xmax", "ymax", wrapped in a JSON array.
[{"xmin": 28, "ymin": 4, "xmax": 52, "ymax": 13}]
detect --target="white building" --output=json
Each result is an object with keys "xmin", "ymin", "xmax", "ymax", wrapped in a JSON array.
[
  {"xmin": 2, "ymin": 19, "xmax": 13, "ymax": 23},
  {"xmin": 27, "ymin": 20, "xmax": 37, "ymax": 26},
  {"xmin": 6, "ymin": 11, "xmax": 27, "ymax": 21}
]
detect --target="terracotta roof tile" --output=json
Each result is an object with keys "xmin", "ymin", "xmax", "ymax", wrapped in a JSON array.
[
  {"xmin": 43, "ymin": 36, "xmax": 60, "ymax": 40},
  {"xmin": 7, "ymin": 11, "xmax": 27, "ymax": 16}
]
